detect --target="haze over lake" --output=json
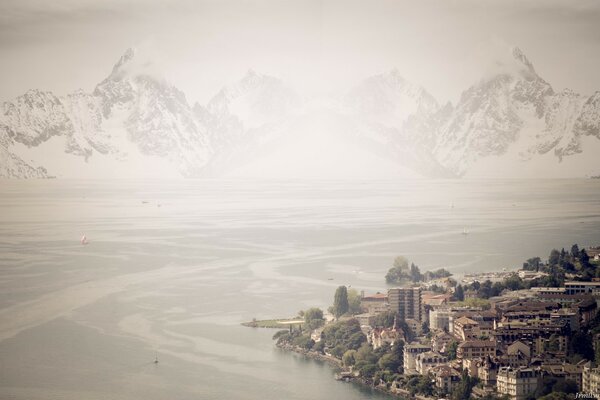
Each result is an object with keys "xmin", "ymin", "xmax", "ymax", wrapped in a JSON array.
[{"xmin": 0, "ymin": 178, "xmax": 598, "ymax": 399}]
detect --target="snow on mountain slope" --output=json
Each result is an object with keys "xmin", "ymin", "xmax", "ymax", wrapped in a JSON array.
[
  {"xmin": 434, "ymin": 47, "xmax": 599, "ymax": 177},
  {"xmin": 343, "ymin": 70, "xmax": 453, "ymax": 177},
  {"xmin": 0, "ymin": 142, "xmax": 47, "ymax": 178},
  {"xmin": 196, "ymin": 70, "xmax": 302, "ymax": 176},
  {"xmin": 1, "ymin": 45, "xmax": 599, "ymax": 179},
  {"xmin": 0, "ymin": 48, "xmax": 211, "ymax": 178}
]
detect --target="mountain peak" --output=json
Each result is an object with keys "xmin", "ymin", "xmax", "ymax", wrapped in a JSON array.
[
  {"xmin": 112, "ymin": 48, "xmax": 136, "ymax": 74},
  {"xmin": 511, "ymin": 46, "xmax": 535, "ymax": 73}
]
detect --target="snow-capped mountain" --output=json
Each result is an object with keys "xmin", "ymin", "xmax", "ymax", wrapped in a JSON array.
[
  {"xmin": 342, "ymin": 69, "xmax": 455, "ymax": 177},
  {"xmin": 0, "ymin": 48, "xmax": 211, "ymax": 178},
  {"xmin": 434, "ymin": 47, "xmax": 600, "ymax": 177},
  {"xmin": 194, "ymin": 69, "xmax": 302, "ymax": 177},
  {"xmin": 1, "ymin": 46, "xmax": 599, "ymax": 179}
]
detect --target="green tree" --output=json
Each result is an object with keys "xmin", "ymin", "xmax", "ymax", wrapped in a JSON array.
[
  {"xmin": 409, "ymin": 263, "xmax": 422, "ymax": 282},
  {"xmin": 333, "ymin": 286, "xmax": 349, "ymax": 318},
  {"xmin": 342, "ymin": 349, "xmax": 357, "ymax": 366},
  {"xmin": 571, "ymin": 244, "xmax": 580, "ymax": 259},
  {"xmin": 347, "ymin": 288, "xmax": 363, "ymax": 314},
  {"xmin": 552, "ymin": 379, "xmax": 578, "ymax": 395},
  {"xmin": 452, "ymin": 370, "xmax": 477, "ymax": 400},
  {"xmin": 447, "ymin": 340, "xmax": 459, "ymax": 360},
  {"xmin": 416, "ymin": 374, "xmax": 434, "ymax": 396},
  {"xmin": 378, "ymin": 352, "xmax": 402, "ymax": 373},
  {"xmin": 549, "ymin": 249, "xmax": 560, "ymax": 266},
  {"xmin": 570, "ymin": 331, "xmax": 594, "ymax": 361},
  {"xmin": 537, "ymin": 393, "xmax": 570, "ymax": 400},
  {"xmin": 386, "ymin": 256, "xmax": 409, "ymax": 283},
  {"xmin": 358, "ymin": 363, "xmax": 379, "ymax": 379},
  {"xmin": 292, "ymin": 334, "xmax": 314, "ymax": 350},
  {"xmin": 303, "ymin": 307, "xmax": 325, "ymax": 330},
  {"xmin": 454, "ymin": 284, "xmax": 465, "ymax": 301}
]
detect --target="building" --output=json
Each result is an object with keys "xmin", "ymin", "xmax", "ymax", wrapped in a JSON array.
[
  {"xmin": 531, "ymin": 287, "xmax": 566, "ymax": 295},
  {"xmin": 368, "ymin": 316, "xmax": 404, "ymax": 349},
  {"xmin": 583, "ymin": 362, "xmax": 600, "ymax": 396},
  {"xmin": 577, "ymin": 298, "xmax": 599, "ymax": 326},
  {"xmin": 457, "ymin": 340, "xmax": 496, "ymax": 360},
  {"xmin": 450, "ymin": 310, "xmax": 496, "ymax": 338},
  {"xmin": 388, "ymin": 287, "xmax": 422, "ymax": 322},
  {"xmin": 453, "ymin": 316, "xmax": 480, "ymax": 340},
  {"xmin": 360, "ymin": 292, "xmax": 390, "ymax": 314},
  {"xmin": 403, "ymin": 342, "xmax": 431, "ymax": 373},
  {"xmin": 429, "ymin": 308, "xmax": 453, "ymax": 332},
  {"xmin": 541, "ymin": 362, "xmax": 585, "ymax": 391},
  {"xmin": 565, "ymin": 281, "xmax": 600, "ymax": 296},
  {"xmin": 518, "ymin": 270, "xmax": 549, "ymax": 281},
  {"xmin": 505, "ymin": 341, "xmax": 531, "ymax": 367},
  {"xmin": 431, "ymin": 331, "xmax": 455, "ymax": 353},
  {"xmin": 496, "ymin": 367, "xmax": 540, "ymax": 400},
  {"xmin": 355, "ymin": 312, "xmax": 377, "ymax": 327},
  {"xmin": 586, "ymin": 246, "xmax": 600, "ymax": 259},
  {"xmin": 550, "ymin": 308, "xmax": 580, "ymax": 332},
  {"xmin": 493, "ymin": 322, "xmax": 569, "ymax": 356},
  {"xmin": 415, "ymin": 351, "xmax": 448, "ymax": 375},
  {"xmin": 431, "ymin": 365, "xmax": 462, "ymax": 393},
  {"xmin": 478, "ymin": 356, "xmax": 500, "ymax": 387}
]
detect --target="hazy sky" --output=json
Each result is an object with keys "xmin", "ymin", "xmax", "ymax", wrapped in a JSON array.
[{"xmin": 1, "ymin": 0, "xmax": 599, "ymax": 105}]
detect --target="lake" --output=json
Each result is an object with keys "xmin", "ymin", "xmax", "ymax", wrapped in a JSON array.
[{"xmin": 0, "ymin": 179, "xmax": 599, "ymax": 399}]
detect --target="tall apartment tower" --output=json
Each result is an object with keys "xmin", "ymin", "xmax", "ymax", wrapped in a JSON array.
[{"xmin": 388, "ymin": 287, "xmax": 422, "ymax": 322}]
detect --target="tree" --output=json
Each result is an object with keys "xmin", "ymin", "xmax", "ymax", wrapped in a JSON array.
[
  {"xmin": 447, "ymin": 341, "xmax": 459, "ymax": 360},
  {"xmin": 421, "ymin": 321, "xmax": 430, "ymax": 335},
  {"xmin": 347, "ymin": 288, "xmax": 363, "ymax": 314},
  {"xmin": 372, "ymin": 311, "xmax": 398, "ymax": 328},
  {"xmin": 570, "ymin": 331, "xmax": 594, "ymax": 361},
  {"xmin": 386, "ymin": 256, "xmax": 409, "ymax": 283},
  {"xmin": 304, "ymin": 307, "xmax": 324, "ymax": 330},
  {"xmin": 523, "ymin": 257, "xmax": 541, "ymax": 271},
  {"xmin": 342, "ymin": 349, "xmax": 357, "ymax": 366},
  {"xmin": 333, "ymin": 286, "xmax": 349, "ymax": 318},
  {"xmin": 358, "ymin": 363, "xmax": 378, "ymax": 379},
  {"xmin": 292, "ymin": 334, "xmax": 314, "ymax": 350},
  {"xmin": 416, "ymin": 374, "xmax": 434, "ymax": 396},
  {"xmin": 504, "ymin": 274, "xmax": 525, "ymax": 291},
  {"xmin": 571, "ymin": 244, "xmax": 580, "ymax": 259},
  {"xmin": 409, "ymin": 263, "xmax": 422, "ymax": 282},
  {"xmin": 454, "ymin": 284, "xmax": 465, "ymax": 301},
  {"xmin": 549, "ymin": 249, "xmax": 560, "ymax": 266},
  {"xmin": 378, "ymin": 352, "xmax": 402, "ymax": 373},
  {"xmin": 452, "ymin": 370, "xmax": 476, "ymax": 400},
  {"xmin": 537, "ymin": 393, "xmax": 570, "ymax": 400},
  {"xmin": 552, "ymin": 379, "xmax": 578, "ymax": 395}
]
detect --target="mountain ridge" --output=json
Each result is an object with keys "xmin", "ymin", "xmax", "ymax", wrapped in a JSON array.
[{"xmin": 1, "ymin": 46, "xmax": 599, "ymax": 178}]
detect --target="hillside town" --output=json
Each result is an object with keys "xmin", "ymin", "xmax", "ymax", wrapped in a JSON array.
[{"xmin": 271, "ymin": 245, "xmax": 600, "ymax": 400}]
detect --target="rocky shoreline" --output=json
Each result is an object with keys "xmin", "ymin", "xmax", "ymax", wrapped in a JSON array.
[{"xmin": 275, "ymin": 342, "xmax": 418, "ymax": 399}]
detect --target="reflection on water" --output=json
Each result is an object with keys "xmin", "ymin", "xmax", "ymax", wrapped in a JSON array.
[{"xmin": 0, "ymin": 179, "xmax": 599, "ymax": 399}]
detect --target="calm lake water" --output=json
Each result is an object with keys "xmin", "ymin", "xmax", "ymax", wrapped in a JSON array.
[{"xmin": 0, "ymin": 179, "xmax": 599, "ymax": 399}]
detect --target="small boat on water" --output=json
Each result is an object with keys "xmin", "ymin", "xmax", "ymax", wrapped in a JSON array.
[
  {"xmin": 81, "ymin": 235, "xmax": 89, "ymax": 245},
  {"xmin": 461, "ymin": 227, "xmax": 469, "ymax": 235},
  {"xmin": 154, "ymin": 352, "xmax": 159, "ymax": 364}
]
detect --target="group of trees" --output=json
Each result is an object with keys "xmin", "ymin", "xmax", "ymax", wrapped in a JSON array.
[
  {"xmin": 385, "ymin": 256, "xmax": 451, "ymax": 285},
  {"xmin": 342, "ymin": 340, "xmax": 405, "ymax": 383},
  {"xmin": 303, "ymin": 307, "xmax": 325, "ymax": 330},
  {"xmin": 523, "ymin": 244, "xmax": 596, "ymax": 282},
  {"xmin": 331, "ymin": 286, "xmax": 363, "ymax": 318}
]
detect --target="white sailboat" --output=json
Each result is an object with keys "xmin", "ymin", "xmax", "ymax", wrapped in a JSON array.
[
  {"xmin": 461, "ymin": 227, "xmax": 469, "ymax": 235},
  {"xmin": 81, "ymin": 234, "xmax": 89, "ymax": 245}
]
